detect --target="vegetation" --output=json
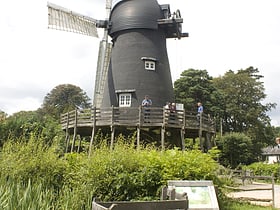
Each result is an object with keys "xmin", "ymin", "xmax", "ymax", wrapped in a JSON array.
[
  {"xmin": 0, "ymin": 136, "xmax": 276, "ymax": 209},
  {"xmin": 174, "ymin": 67, "xmax": 277, "ymax": 166},
  {"xmin": 215, "ymin": 133, "xmax": 254, "ymax": 168},
  {"xmin": 40, "ymin": 84, "xmax": 91, "ymax": 119},
  {"xmin": 0, "ymin": 136, "xmax": 218, "ymax": 209}
]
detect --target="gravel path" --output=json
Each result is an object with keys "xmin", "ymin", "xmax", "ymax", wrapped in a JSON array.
[{"xmin": 227, "ymin": 182, "xmax": 280, "ymax": 209}]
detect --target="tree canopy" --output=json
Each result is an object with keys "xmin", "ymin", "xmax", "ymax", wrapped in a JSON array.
[
  {"xmin": 174, "ymin": 69, "xmax": 215, "ymax": 113},
  {"xmin": 40, "ymin": 84, "xmax": 91, "ymax": 119},
  {"xmin": 174, "ymin": 67, "xmax": 277, "ymax": 153}
]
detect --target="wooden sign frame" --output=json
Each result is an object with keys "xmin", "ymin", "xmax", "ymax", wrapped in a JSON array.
[{"xmin": 167, "ymin": 180, "xmax": 219, "ymax": 210}]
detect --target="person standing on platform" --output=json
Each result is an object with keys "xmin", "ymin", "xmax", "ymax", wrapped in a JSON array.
[
  {"xmin": 142, "ymin": 95, "xmax": 152, "ymax": 122},
  {"xmin": 197, "ymin": 102, "xmax": 203, "ymax": 125}
]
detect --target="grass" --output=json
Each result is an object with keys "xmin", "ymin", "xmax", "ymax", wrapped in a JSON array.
[{"xmin": 228, "ymin": 200, "xmax": 277, "ymax": 210}]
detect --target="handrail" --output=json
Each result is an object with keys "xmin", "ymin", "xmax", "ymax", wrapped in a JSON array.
[{"xmin": 60, "ymin": 107, "xmax": 216, "ymax": 132}]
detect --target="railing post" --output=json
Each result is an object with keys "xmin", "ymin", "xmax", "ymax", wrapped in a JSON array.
[{"xmin": 272, "ymin": 173, "xmax": 275, "ymax": 208}]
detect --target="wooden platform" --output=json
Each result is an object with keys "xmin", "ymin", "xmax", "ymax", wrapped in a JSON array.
[{"xmin": 60, "ymin": 107, "xmax": 216, "ymax": 152}]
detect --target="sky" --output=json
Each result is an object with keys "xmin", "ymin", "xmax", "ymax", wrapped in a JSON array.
[{"xmin": 1, "ymin": 0, "xmax": 280, "ymax": 125}]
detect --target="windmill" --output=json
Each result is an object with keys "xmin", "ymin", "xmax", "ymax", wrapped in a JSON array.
[{"xmin": 48, "ymin": 0, "xmax": 188, "ymax": 109}]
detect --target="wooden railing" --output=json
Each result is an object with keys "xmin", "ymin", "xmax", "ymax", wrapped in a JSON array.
[{"xmin": 61, "ymin": 107, "xmax": 216, "ymax": 133}]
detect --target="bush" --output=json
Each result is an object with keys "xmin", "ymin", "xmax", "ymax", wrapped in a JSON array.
[
  {"xmin": 0, "ymin": 136, "xmax": 220, "ymax": 208},
  {"xmin": 216, "ymin": 133, "xmax": 254, "ymax": 168}
]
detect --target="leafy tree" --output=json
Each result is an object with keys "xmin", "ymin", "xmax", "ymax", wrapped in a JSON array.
[
  {"xmin": 212, "ymin": 67, "xmax": 275, "ymax": 132},
  {"xmin": 40, "ymin": 84, "xmax": 91, "ymax": 119},
  {"xmin": 0, "ymin": 111, "xmax": 63, "ymax": 146},
  {"xmin": 212, "ymin": 67, "xmax": 276, "ymax": 147},
  {"xmin": 216, "ymin": 132, "xmax": 254, "ymax": 168},
  {"xmin": 174, "ymin": 69, "xmax": 217, "ymax": 114}
]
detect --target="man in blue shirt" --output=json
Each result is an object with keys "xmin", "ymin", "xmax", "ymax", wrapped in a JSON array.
[
  {"xmin": 197, "ymin": 102, "xmax": 203, "ymax": 113},
  {"xmin": 142, "ymin": 95, "xmax": 152, "ymax": 107},
  {"xmin": 142, "ymin": 95, "xmax": 152, "ymax": 122},
  {"xmin": 197, "ymin": 102, "xmax": 203, "ymax": 126}
]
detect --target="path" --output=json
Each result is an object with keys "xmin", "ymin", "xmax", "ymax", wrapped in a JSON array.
[{"xmin": 227, "ymin": 182, "xmax": 280, "ymax": 209}]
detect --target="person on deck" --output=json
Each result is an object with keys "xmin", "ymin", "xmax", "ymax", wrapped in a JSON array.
[
  {"xmin": 141, "ymin": 95, "xmax": 152, "ymax": 122},
  {"xmin": 197, "ymin": 102, "xmax": 203, "ymax": 125},
  {"xmin": 141, "ymin": 95, "xmax": 152, "ymax": 107}
]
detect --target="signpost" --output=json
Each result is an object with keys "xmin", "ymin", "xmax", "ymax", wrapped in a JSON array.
[{"xmin": 167, "ymin": 180, "xmax": 219, "ymax": 210}]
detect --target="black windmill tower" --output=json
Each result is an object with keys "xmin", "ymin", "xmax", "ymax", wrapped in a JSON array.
[
  {"xmin": 102, "ymin": 0, "xmax": 188, "ymax": 108},
  {"xmin": 48, "ymin": 0, "xmax": 187, "ymax": 109}
]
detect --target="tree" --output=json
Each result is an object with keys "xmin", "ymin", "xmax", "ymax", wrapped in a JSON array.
[
  {"xmin": 0, "ymin": 111, "xmax": 63, "ymax": 146},
  {"xmin": 212, "ymin": 67, "xmax": 275, "ymax": 133},
  {"xmin": 174, "ymin": 67, "xmax": 276, "ymax": 159},
  {"xmin": 212, "ymin": 67, "xmax": 276, "ymax": 157},
  {"xmin": 216, "ymin": 132, "xmax": 254, "ymax": 168},
  {"xmin": 40, "ymin": 84, "xmax": 91, "ymax": 119},
  {"xmin": 174, "ymin": 69, "xmax": 216, "ymax": 113}
]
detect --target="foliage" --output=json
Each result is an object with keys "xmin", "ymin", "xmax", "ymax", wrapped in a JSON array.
[
  {"xmin": 174, "ymin": 69, "xmax": 216, "ymax": 113},
  {"xmin": 216, "ymin": 133, "xmax": 255, "ymax": 168},
  {"xmin": 212, "ymin": 67, "xmax": 275, "ymax": 135},
  {"xmin": 174, "ymin": 67, "xmax": 277, "ymax": 160},
  {"xmin": 0, "ymin": 136, "xmax": 65, "ymax": 190},
  {"xmin": 244, "ymin": 162, "xmax": 280, "ymax": 182},
  {"xmin": 0, "ymin": 110, "xmax": 63, "ymax": 147},
  {"xmin": 0, "ymin": 136, "xmax": 219, "ymax": 208},
  {"xmin": 40, "ymin": 84, "xmax": 91, "ymax": 119}
]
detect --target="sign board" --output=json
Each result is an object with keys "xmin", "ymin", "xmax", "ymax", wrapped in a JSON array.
[
  {"xmin": 176, "ymin": 103, "xmax": 184, "ymax": 111},
  {"xmin": 168, "ymin": 180, "xmax": 219, "ymax": 210}
]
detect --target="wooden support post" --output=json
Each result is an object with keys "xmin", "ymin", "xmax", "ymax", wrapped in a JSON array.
[
  {"xmin": 161, "ymin": 126, "xmax": 165, "ymax": 151},
  {"xmin": 199, "ymin": 112, "xmax": 203, "ymax": 152},
  {"xmin": 71, "ymin": 109, "xmax": 78, "ymax": 153},
  {"xmin": 181, "ymin": 129, "xmax": 185, "ymax": 151},
  {"xmin": 65, "ymin": 112, "xmax": 70, "ymax": 153},
  {"xmin": 181, "ymin": 109, "xmax": 186, "ymax": 151},
  {"xmin": 77, "ymin": 135, "xmax": 81, "ymax": 153},
  {"xmin": 136, "ymin": 106, "xmax": 142, "ymax": 150},
  {"xmin": 110, "ymin": 126, "xmax": 115, "ymax": 150},
  {"xmin": 110, "ymin": 106, "xmax": 115, "ymax": 150},
  {"xmin": 89, "ymin": 107, "xmax": 97, "ymax": 156},
  {"xmin": 137, "ymin": 126, "xmax": 140, "ymax": 150}
]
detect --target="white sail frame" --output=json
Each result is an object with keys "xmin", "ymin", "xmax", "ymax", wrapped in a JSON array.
[{"xmin": 48, "ymin": 2, "xmax": 98, "ymax": 37}]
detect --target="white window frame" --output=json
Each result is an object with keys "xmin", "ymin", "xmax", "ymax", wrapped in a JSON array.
[
  {"xmin": 119, "ymin": 93, "xmax": 132, "ymax": 107},
  {"xmin": 141, "ymin": 57, "xmax": 157, "ymax": 71},
  {"xmin": 145, "ymin": 60, "xmax": 156, "ymax": 71}
]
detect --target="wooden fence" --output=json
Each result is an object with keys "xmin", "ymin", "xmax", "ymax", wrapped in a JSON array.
[
  {"xmin": 61, "ymin": 106, "xmax": 215, "ymax": 131},
  {"xmin": 227, "ymin": 170, "xmax": 276, "ymax": 208}
]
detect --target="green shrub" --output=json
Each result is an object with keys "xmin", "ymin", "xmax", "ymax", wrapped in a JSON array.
[
  {"xmin": 0, "ymin": 135, "xmax": 220, "ymax": 208},
  {"xmin": 245, "ymin": 162, "xmax": 280, "ymax": 182}
]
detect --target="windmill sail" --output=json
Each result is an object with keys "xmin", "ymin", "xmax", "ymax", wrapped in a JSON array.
[
  {"xmin": 47, "ymin": 2, "xmax": 98, "ymax": 37},
  {"xmin": 93, "ymin": 41, "xmax": 112, "ymax": 108}
]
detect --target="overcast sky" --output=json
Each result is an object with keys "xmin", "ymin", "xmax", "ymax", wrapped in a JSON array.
[{"xmin": 1, "ymin": 0, "xmax": 280, "ymax": 125}]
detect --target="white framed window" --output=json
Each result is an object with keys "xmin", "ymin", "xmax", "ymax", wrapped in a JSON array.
[
  {"xmin": 119, "ymin": 93, "xmax": 132, "ymax": 107},
  {"xmin": 145, "ymin": 60, "xmax": 156, "ymax": 70},
  {"xmin": 141, "ymin": 57, "xmax": 157, "ymax": 71}
]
